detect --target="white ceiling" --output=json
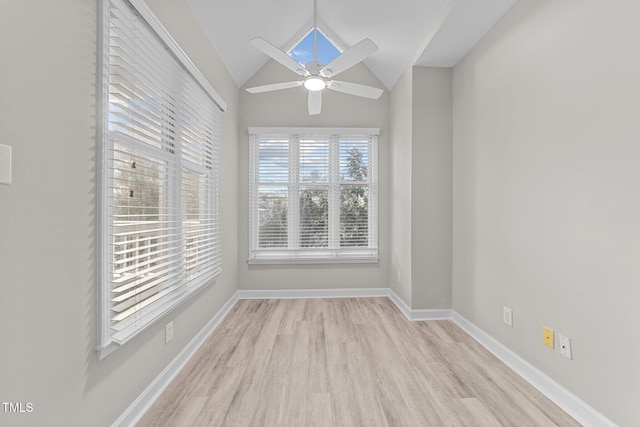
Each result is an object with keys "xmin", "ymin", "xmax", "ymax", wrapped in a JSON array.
[{"xmin": 186, "ymin": 0, "xmax": 519, "ymax": 90}]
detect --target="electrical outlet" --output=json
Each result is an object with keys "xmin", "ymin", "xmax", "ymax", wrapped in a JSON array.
[
  {"xmin": 165, "ymin": 321, "xmax": 174, "ymax": 344},
  {"xmin": 542, "ymin": 326, "xmax": 554, "ymax": 348},
  {"xmin": 503, "ymin": 306, "xmax": 513, "ymax": 327},
  {"xmin": 559, "ymin": 334, "xmax": 572, "ymax": 359}
]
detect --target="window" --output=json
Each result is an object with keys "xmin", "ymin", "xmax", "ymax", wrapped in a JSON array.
[
  {"xmin": 97, "ymin": 0, "xmax": 226, "ymax": 358},
  {"xmin": 248, "ymin": 128, "xmax": 379, "ymax": 263},
  {"xmin": 288, "ymin": 28, "xmax": 341, "ymax": 66}
]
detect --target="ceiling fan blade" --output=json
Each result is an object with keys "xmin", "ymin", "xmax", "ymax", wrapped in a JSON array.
[
  {"xmin": 246, "ymin": 81, "xmax": 303, "ymax": 94},
  {"xmin": 327, "ymin": 80, "xmax": 383, "ymax": 99},
  {"xmin": 308, "ymin": 91, "xmax": 322, "ymax": 115},
  {"xmin": 319, "ymin": 38, "xmax": 378, "ymax": 78},
  {"xmin": 250, "ymin": 38, "xmax": 309, "ymax": 76}
]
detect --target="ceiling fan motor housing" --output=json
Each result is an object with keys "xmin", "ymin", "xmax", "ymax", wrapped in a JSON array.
[{"xmin": 305, "ymin": 61, "xmax": 324, "ymax": 74}]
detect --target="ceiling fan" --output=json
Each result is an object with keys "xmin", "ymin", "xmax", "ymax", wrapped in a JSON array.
[{"xmin": 245, "ymin": 0, "xmax": 383, "ymax": 115}]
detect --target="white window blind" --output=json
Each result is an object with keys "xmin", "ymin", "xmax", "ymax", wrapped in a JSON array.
[
  {"xmin": 97, "ymin": 0, "xmax": 224, "ymax": 358},
  {"xmin": 248, "ymin": 128, "xmax": 379, "ymax": 263}
]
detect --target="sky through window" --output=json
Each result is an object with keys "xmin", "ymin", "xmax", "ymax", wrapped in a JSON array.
[{"xmin": 288, "ymin": 29, "xmax": 341, "ymax": 66}]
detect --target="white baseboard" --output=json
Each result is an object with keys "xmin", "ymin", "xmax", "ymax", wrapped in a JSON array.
[
  {"xmin": 238, "ymin": 288, "xmax": 451, "ymax": 321},
  {"xmin": 387, "ymin": 289, "xmax": 451, "ymax": 321},
  {"xmin": 112, "ymin": 291, "xmax": 239, "ymax": 427},
  {"xmin": 410, "ymin": 308, "xmax": 451, "ymax": 321},
  {"xmin": 387, "ymin": 288, "xmax": 411, "ymax": 318},
  {"xmin": 451, "ymin": 311, "xmax": 617, "ymax": 427},
  {"xmin": 237, "ymin": 287, "xmax": 389, "ymax": 300}
]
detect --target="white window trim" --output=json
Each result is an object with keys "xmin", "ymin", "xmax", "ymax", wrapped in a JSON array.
[
  {"xmin": 96, "ymin": 0, "xmax": 224, "ymax": 360},
  {"xmin": 124, "ymin": 0, "xmax": 226, "ymax": 112},
  {"xmin": 248, "ymin": 127, "xmax": 379, "ymax": 265}
]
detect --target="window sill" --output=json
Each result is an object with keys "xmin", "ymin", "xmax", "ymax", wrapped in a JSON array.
[{"xmin": 248, "ymin": 254, "xmax": 379, "ymax": 265}]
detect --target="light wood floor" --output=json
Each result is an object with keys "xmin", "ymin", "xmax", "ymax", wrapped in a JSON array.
[{"xmin": 137, "ymin": 298, "xmax": 580, "ymax": 426}]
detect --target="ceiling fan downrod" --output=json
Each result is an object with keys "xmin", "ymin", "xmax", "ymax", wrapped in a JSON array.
[{"xmin": 313, "ymin": 0, "xmax": 318, "ymax": 63}]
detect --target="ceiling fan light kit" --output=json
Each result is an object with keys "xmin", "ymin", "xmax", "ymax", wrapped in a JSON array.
[
  {"xmin": 246, "ymin": 0, "xmax": 383, "ymax": 115},
  {"xmin": 304, "ymin": 76, "xmax": 326, "ymax": 91}
]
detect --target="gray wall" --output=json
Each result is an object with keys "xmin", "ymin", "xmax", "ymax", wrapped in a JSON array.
[
  {"xmin": 238, "ymin": 60, "xmax": 390, "ymax": 290},
  {"xmin": 389, "ymin": 67, "xmax": 453, "ymax": 310},
  {"xmin": 452, "ymin": 0, "xmax": 640, "ymax": 425},
  {"xmin": 0, "ymin": 0, "xmax": 239, "ymax": 425},
  {"xmin": 411, "ymin": 67, "xmax": 452, "ymax": 309},
  {"xmin": 389, "ymin": 67, "xmax": 414, "ymax": 305},
  {"xmin": 389, "ymin": 67, "xmax": 413, "ymax": 307}
]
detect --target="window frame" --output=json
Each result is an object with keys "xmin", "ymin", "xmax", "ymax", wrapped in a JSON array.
[
  {"xmin": 248, "ymin": 127, "xmax": 379, "ymax": 265},
  {"xmin": 96, "ymin": 0, "xmax": 225, "ymax": 360}
]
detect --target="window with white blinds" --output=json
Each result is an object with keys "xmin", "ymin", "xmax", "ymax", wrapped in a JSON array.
[
  {"xmin": 97, "ymin": 0, "xmax": 225, "ymax": 358},
  {"xmin": 248, "ymin": 128, "xmax": 379, "ymax": 263}
]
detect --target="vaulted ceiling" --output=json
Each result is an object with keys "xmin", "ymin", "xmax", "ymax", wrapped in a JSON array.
[{"xmin": 186, "ymin": 0, "xmax": 519, "ymax": 90}]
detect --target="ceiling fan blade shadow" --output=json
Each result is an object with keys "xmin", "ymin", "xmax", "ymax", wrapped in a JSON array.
[
  {"xmin": 319, "ymin": 38, "xmax": 378, "ymax": 78},
  {"xmin": 246, "ymin": 81, "xmax": 303, "ymax": 94},
  {"xmin": 308, "ymin": 91, "xmax": 322, "ymax": 115},
  {"xmin": 250, "ymin": 38, "xmax": 309, "ymax": 76},
  {"xmin": 327, "ymin": 80, "xmax": 383, "ymax": 99}
]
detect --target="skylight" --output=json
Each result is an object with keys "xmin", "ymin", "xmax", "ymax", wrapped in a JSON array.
[{"xmin": 288, "ymin": 29, "xmax": 341, "ymax": 67}]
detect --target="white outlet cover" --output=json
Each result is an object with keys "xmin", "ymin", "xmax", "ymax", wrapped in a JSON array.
[
  {"xmin": 503, "ymin": 306, "xmax": 513, "ymax": 327},
  {"xmin": 559, "ymin": 334, "xmax": 572, "ymax": 359},
  {"xmin": 0, "ymin": 144, "xmax": 11, "ymax": 185}
]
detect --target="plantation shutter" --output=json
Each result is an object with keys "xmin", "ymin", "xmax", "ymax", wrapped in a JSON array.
[
  {"xmin": 299, "ymin": 136, "xmax": 330, "ymax": 249},
  {"xmin": 98, "ymin": 0, "xmax": 224, "ymax": 353},
  {"xmin": 337, "ymin": 135, "xmax": 378, "ymax": 250},
  {"xmin": 248, "ymin": 128, "xmax": 378, "ymax": 263},
  {"xmin": 249, "ymin": 134, "xmax": 290, "ymax": 251}
]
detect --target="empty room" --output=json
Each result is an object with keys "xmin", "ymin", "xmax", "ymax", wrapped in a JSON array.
[{"xmin": 1, "ymin": 0, "xmax": 638, "ymax": 426}]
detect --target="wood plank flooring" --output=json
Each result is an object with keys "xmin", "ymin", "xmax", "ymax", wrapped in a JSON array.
[{"xmin": 137, "ymin": 298, "xmax": 580, "ymax": 426}]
